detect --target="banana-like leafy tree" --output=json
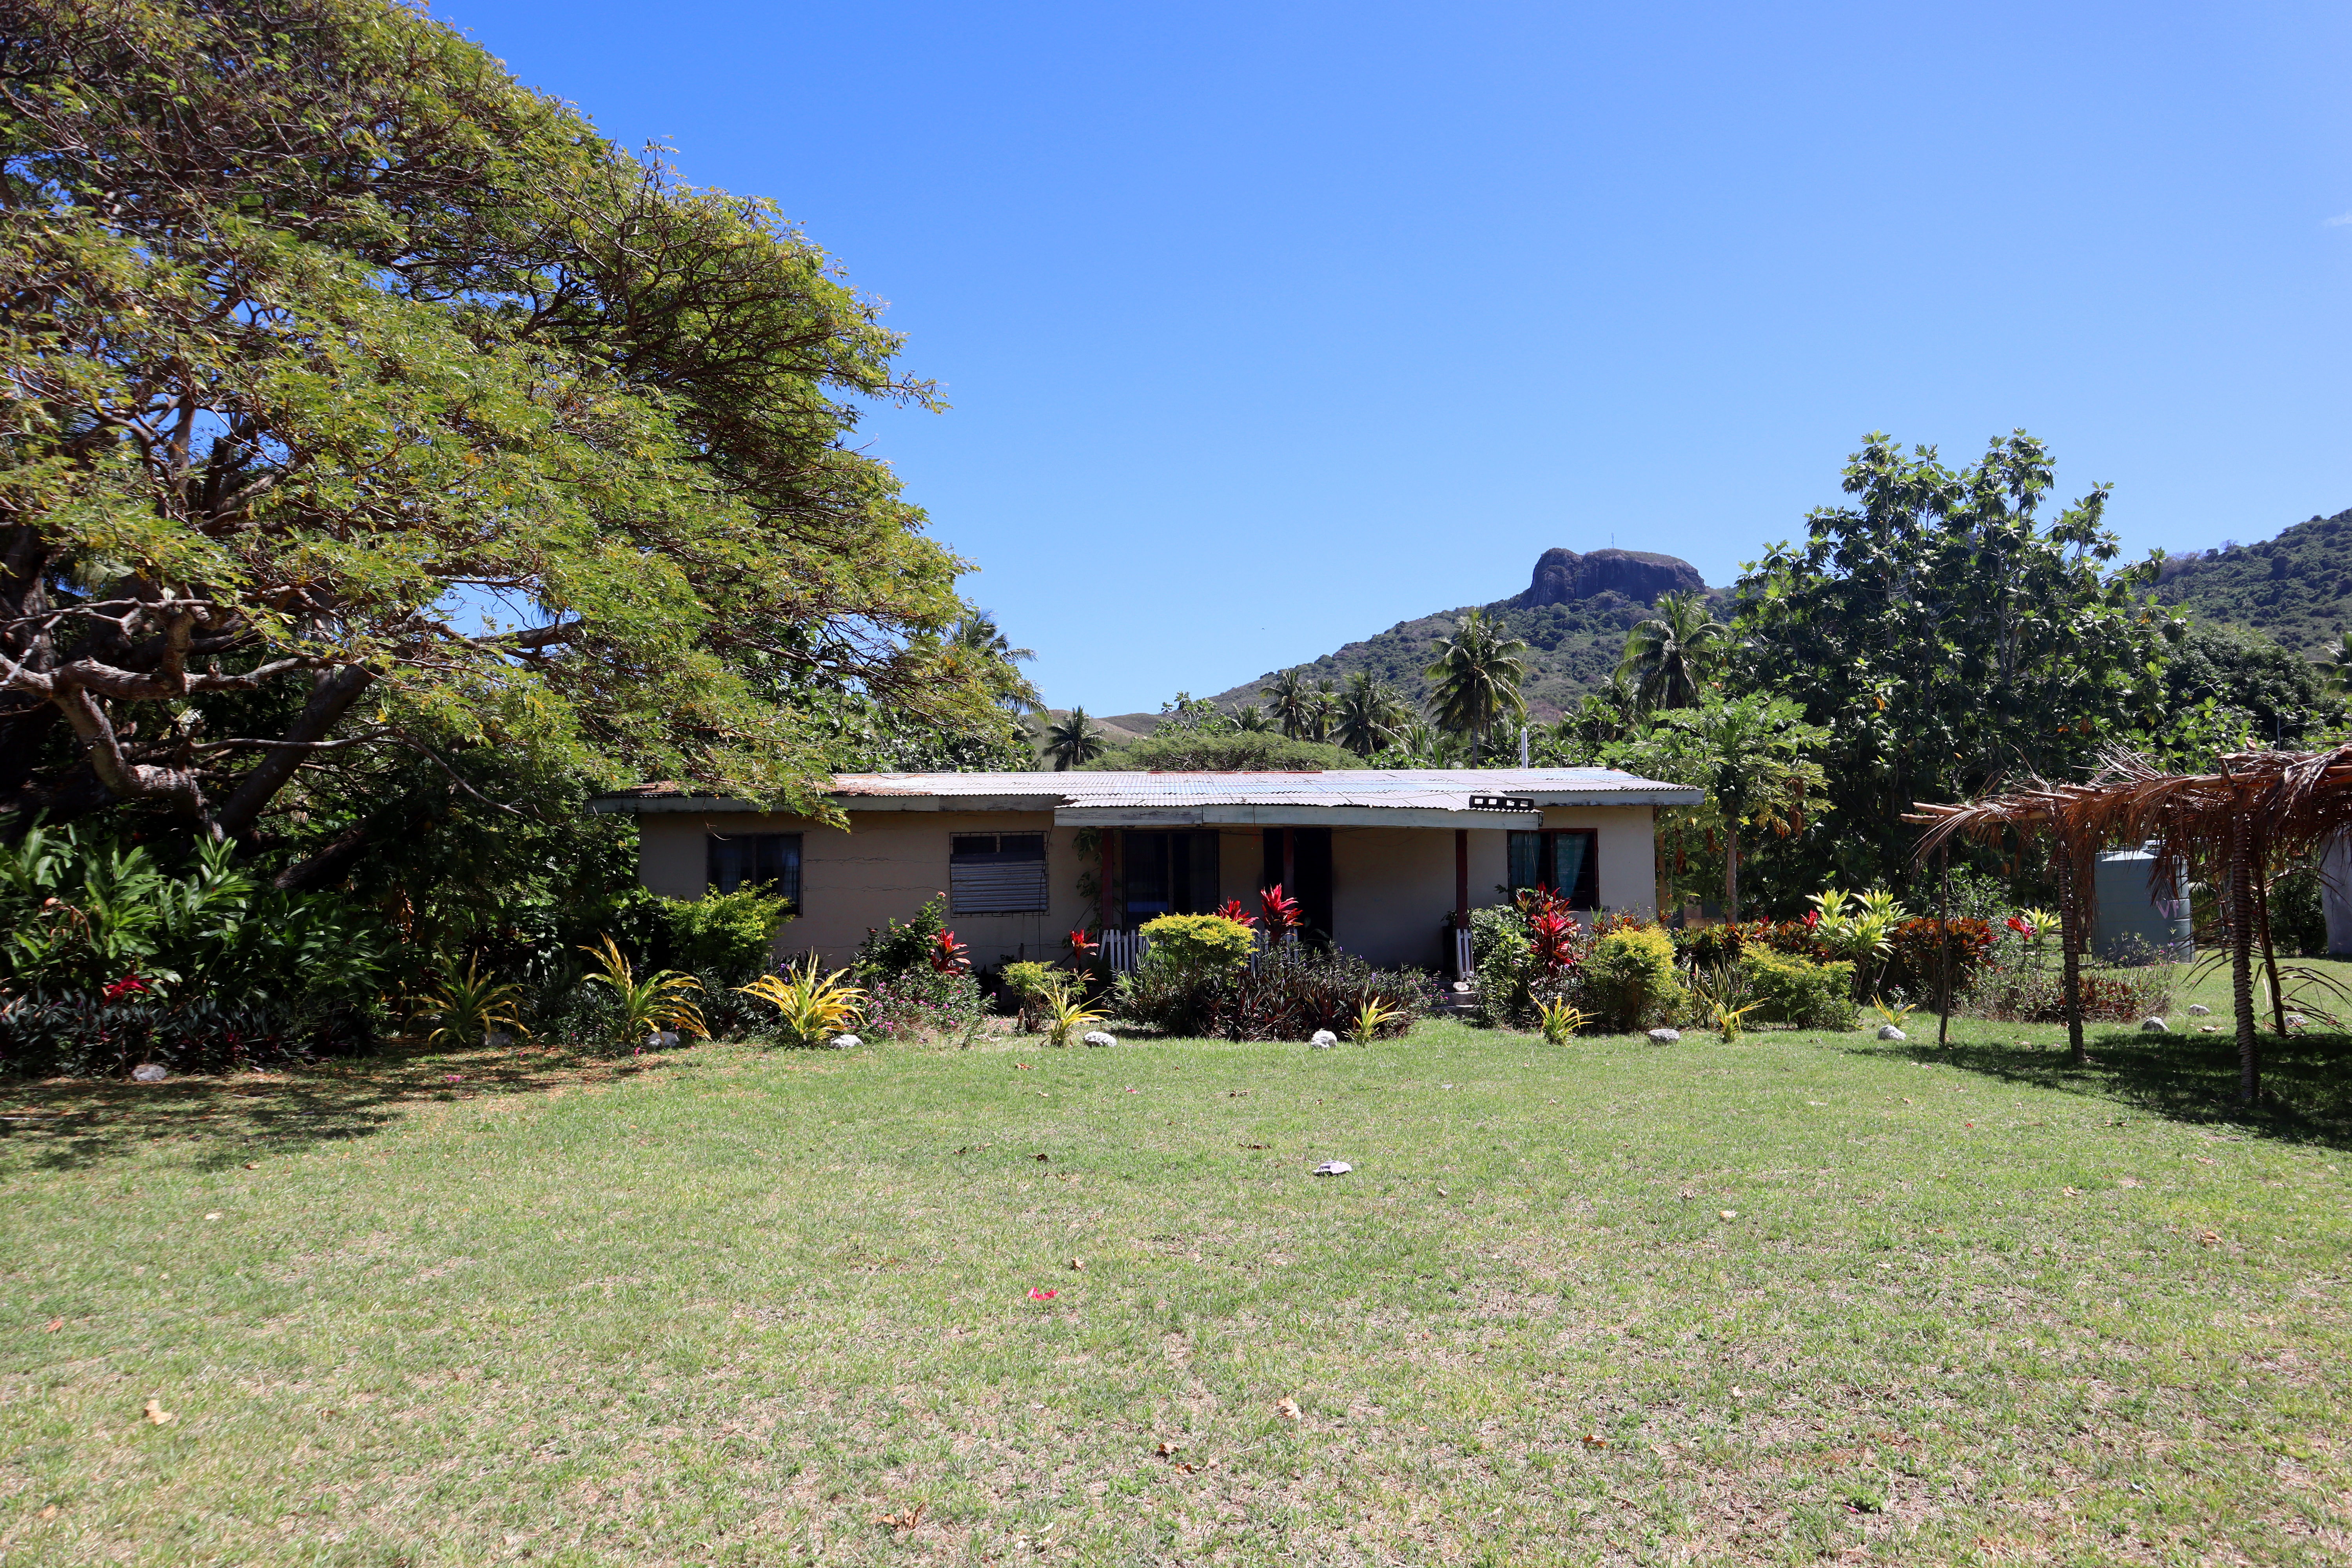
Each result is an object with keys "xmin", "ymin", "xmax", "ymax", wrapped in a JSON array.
[{"xmin": 0, "ymin": 0, "xmax": 1022, "ymax": 880}]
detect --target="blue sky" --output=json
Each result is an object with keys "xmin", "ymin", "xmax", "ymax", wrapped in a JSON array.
[{"xmin": 442, "ymin": 0, "xmax": 2352, "ymax": 715}]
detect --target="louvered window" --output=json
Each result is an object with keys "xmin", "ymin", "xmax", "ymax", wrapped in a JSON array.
[{"xmin": 950, "ymin": 833, "xmax": 1049, "ymax": 915}]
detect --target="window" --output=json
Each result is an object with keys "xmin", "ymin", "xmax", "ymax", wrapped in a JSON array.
[
  {"xmin": 707, "ymin": 832, "xmax": 801, "ymax": 907},
  {"xmin": 1506, "ymin": 829, "xmax": 1599, "ymax": 908},
  {"xmin": 1122, "ymin": 830, "xmax": 1221, "ymax": 923},
  {"xmin": 950, "ymin": 832, "xmax": 1049, "ymax": 915}
]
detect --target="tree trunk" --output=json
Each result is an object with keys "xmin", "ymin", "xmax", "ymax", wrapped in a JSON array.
[
  {"xmin": 1724, "ymin": 826, "xmax": 1741, "ymax": 924},
  {"xmin": 2321, "ymin": 832, "xmax": 2352, "ymax": 955},
  {"xmin": 214, "ymin": 665, "xmax": 376, "ymax": 840},
  {"xmin": 2230, "ymin": 815, "xmax": 2260, "ymax": 1103},
  {"xmin": 2056, "ymin": 843, "xmax": 2086, "ymax": 1065},
  {"xmin": 1937, "ymin": 850, "xmax": 1953, "ymax": 1049}
]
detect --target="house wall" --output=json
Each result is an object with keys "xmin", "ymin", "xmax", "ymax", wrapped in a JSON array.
[
  {"xmin": 1543, "ymin": 804, "xmax": 1659, "ymax": 916},
  {"xmin": 637, "ymin": 809, "xmax": 1087, "ymax": 969},
  {"xmin": 634, "ymin": 802, "xmax": 1662, "ymax": 972}
]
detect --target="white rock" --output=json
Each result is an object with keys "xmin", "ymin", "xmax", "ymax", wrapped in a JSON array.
[
  {"xmin": 130, "ymin": 1063, "xmax": 167, "ymax": 1083},
  {"xmin": 1309, "ymin": 1030, "xmax": 1338, "ymax": 1047},
  {"xmin": 1646, "ymin": 1028, "xmax": 1681, "ymax": 1044},
  {"xmin": 1451, "ymin": 981, "xmax": 1474, "ymax": 994},
  {"xmin": 1082, "ymin": 1030, "xmax": 1117, "ymax": 1048},
  {"xmin": 1877, "ymin": 1025, "xmax": 1907, "ymax": 1042},
  {"xmin": 485, "ymin": 1030, "xmax": 514, "ymax": 1048},
  {"xmin": 1312, "ymin": 1160, "xmax": 1352, "ymax": 1176},
  {"xmin": 2285, "ymin": 1013, "xmax": 2308, "ymax": 1029},
  {"xmin": 2141, "ymin": 1017, "xmax": 2168, "ymax": 1033},
  {"xmin": 2186, "ymin": 1003, "xmax": 2210, "ymax": 1015},
  {"xmin": 831, "ymin": 1034, "xmax": 863, "ymax": 1050}
]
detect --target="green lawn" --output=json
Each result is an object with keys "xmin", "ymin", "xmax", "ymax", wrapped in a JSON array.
[{"xmin": 3, "ymin": 965, "xmax": 2348, "ymax": 1566}]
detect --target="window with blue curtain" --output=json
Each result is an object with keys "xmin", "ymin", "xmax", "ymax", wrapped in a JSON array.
[
  {"xmin": 1505, "ymin": 829, "xmax": 1599, "ymax": 907},
  {"xmin": 706, "ymin": 832, "xmax": 801, "ymax": 907}
]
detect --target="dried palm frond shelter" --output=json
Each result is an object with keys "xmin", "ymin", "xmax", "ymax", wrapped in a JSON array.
[{"xmin": 1908, "ymin": 743, "xmax": 2352, "ymax": 1103}]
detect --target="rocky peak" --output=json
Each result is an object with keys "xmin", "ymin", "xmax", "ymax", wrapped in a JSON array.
[{"xmin": 1512, "ymin": 547, "xmax": 1706, "ymax": 609}]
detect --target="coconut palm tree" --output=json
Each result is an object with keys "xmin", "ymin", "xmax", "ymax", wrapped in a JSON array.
[
  {"xmin": 946, "ymin": 611, "xmax": 1044, "ymax": 716},
  {"xmin": 1232, "ymin": 703, "xmax": 1275, "ymax": 733},
  {"xmin": 1306, "ymin": 680, "xmax": 1339, "ymax": 744},
  {"xmin": 1334, "ymin": 671, "xmax": 1411, "ymax": 757},
  {"xmin": 1423, "ymin": 610, "xmax": 1529, "ymax": 763},
  {"xmin": 2326, "ymin": 629, "xmax": 2352, "ymax": 694},
  {"xmin": 1261, "ymin": 669, "xmax": 1316, "ymax": 739},
  {"xmin": 1041, "ymin": 707, "xmax": 1108, "ymax": 771},
  {"xmin": 1617, "ymin": 591, "xmax": 1727, "ymax": 712}
]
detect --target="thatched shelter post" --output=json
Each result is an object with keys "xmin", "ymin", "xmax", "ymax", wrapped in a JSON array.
[
  {"xmin": 2253, "ymin": 851, "xmax": 2287, "ymax": 1037},
  {"xmin": 2229, "ymin": 809, "xmax": 2260, "ymax": 1103},
  {"xmin": 1936, "ymin": 848, "xmax": 1953, "ymax": 1049},
  {"xmin": 2054, "ymin": 842, "xmax": 2087, "ymax": 1065}
]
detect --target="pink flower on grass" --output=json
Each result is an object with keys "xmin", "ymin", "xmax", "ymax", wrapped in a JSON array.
[{"xmin": 1027, "ymin": 1287, "xmax": 1058, "ymax": 1301}]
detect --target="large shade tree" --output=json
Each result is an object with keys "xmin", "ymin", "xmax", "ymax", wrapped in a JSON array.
[
  {"xmin": 0, "ymin": 0, "xmax": 1024, "ymax": 881},
  {"xmin": 1732, "ymin": 432, "xmax": 2177, "ymax": 889}
]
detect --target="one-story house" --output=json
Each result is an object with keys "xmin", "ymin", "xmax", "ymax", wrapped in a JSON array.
[{"xmin": 589, "ymin": 768, "xmax": 1702, "ymax": 975}]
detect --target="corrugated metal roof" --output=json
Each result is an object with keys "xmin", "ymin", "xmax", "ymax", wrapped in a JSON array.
[{"xmin": 593, "ymin": 768, "xmax": 1701, "ymax": 821}]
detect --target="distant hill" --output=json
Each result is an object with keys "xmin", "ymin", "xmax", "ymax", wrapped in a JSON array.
[
  {"xmin": 1204, "ymin": 547, "xmax": 1717, "ymax": 723},
  {"xmin": 2156, "ymin": 507, "xmax": 2352, "ymax": 653}
]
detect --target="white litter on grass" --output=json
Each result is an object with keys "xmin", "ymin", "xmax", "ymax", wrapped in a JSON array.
[
  {"xmin": 131, "ymin": 1063, "xmax": 167, "ymax": 1083},
  {"xmin": 1309, "ymin": 1031, "xmax": 1338, "ymax": 1048},
  {"xmin": 1877, "ymin": 1025, "xmax": 1907, "ymax": 1041},
  {"xmin": 831, "ymin": 1034, "xmax": 863, "ymax": 1050},
  {"xmin": 1083, "ymin": 1031, "xmax": 1117, "ymax": 1048},
  {"xmin": 1312, "ymin": 1161, "xmax": 1352, "ymax": 1176}
]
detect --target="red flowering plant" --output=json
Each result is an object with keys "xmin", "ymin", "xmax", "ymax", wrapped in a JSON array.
[
  {"xmin": 1259, "ymin": 884, "xmax": 1304, "ymax": 937},
  {"xmin": 101, "ymin": 974, "xmax": 152, "ymax": 1001},
  {"xmin": 928, "ymin": 929, "xmax": 971, "ymax": 975},
  {"xmin": 1524, "ymin": 897, "xmax": 1583, "ymax": 975},
  {"xmin": 1065, "ymin": 927, "xmax": 1100, "ymax": 962},
  {"xmin": 1215, "ymin": 899, "xmax": 1259, "ymax": 929}
]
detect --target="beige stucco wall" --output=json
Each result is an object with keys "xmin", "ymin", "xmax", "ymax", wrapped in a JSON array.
[
  {"xmin": 634, "ymin": 803, "xmax": 1662, "ymax": 972},
  {"xmin": 638, "ymin": 809, "xmax": 1087, "ymax": 969}
]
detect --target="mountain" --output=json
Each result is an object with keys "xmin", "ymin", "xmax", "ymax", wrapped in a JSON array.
[
  {"xmin": 2156, "ymin": 507, "xmax": 2352, "ymax": 653},
  {"xmin": 1203, "ymin": 547, "xmax": 1716, "ymax": 722}
]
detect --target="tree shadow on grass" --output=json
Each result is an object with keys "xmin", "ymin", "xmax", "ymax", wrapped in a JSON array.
[
  {"xmin": 0, "ymin": 1039, "xmax": 691, "ymax": 1173},
  {"xmin": 1871, "ymin": 1027, "xmax": 2352, "ymax": 1150}
]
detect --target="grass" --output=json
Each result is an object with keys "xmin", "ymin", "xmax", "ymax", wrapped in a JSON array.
[{"xmin": 2, "ymin": 961, "xmax": 2347, "ymax": 1565}]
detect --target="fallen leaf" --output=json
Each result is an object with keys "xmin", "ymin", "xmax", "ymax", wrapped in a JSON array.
[
  {"xmin": 39, "ymin": 1505, "xmax": 57, "ymax": 1520},
  {"xmin": 242, "ymin": 1161, "xmax": 259, "ymax": 1169},
  {"xmin": 2061, "ymin": 1187, "xmax": 2081, "ymax": 1197},
  {"xmin": 1068, "ymin": 1257, "xmax": 1084, "ymax": 1271},
  {"xmin": 1678, "ymin": 1189, "xmax": 1693, "ymax": 1200},
  {"xmin": 142, "ymin": 1399, "xmax": 173, "ymax": 1425},
  {"xmin": 1156, "ymin": 1440, "xmax": 1183, "ymax": 1456},
  {"xmin": 1720, "ymin": 1209, "xmax": 1738, "ymax": 1221},
  {"xmin": 1177, "ymin": 1460, "xmax": 1197, "ymax": 1473},
  {"xmin": 2198, "ymin": 1230, "xmax": 2221, "ymax": 1247},
  {"xmin": 1436, "ymin": 1187, "xmax": 1449, "ymax": 1198},
  {"xmin": 2117, "ymin": 1177, "xmax": 2142, "ymax": 1188},
  {"xmin": 205, "ymin": 1211, "xmax": 222, "ymax": 1220},
  {"xmin": 1730, "ymin": 1386, "xmax": 1744, "ymax": 1397},
  {"xmin": 1033, "ymin": 1152, "xmax": 1049, "ymax": 1161},
  {"xmin": 1274, "ymin": 1396, "xmax": 1302, "ymax": 1422},
  {"xmin": 43, "ymin": 1318, "xmax": 62, "ymax": 1333},
  {"xmin": 1583, "ymin": 1432, "xmax": 1607, "ymax": 1447}
]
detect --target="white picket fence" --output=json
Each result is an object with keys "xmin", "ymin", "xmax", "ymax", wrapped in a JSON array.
[{"xmin": 1454, "ymin": 926, "xmax": 1474, "ymax": 980}]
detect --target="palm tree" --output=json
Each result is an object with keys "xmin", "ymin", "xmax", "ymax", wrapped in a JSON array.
[
  {"xmin": 1617, "ymin": 591, "xmax": 1726, "ymax": 712},
  {"xmin": 1261, "ymin": 670, "xmax": 1315, "ymax": 739},
  {"xmin": 1334, "ymin": 671, "xmax": 1410, "ymax": 757},
  {"xmin": 2326, "ymin": 630, "xmax": 2352, "ymax": 694},
  {"xmin": 1232, "ymin": 704, "xmax": 1275, "ymax": 733},
  {"xmin": 1306, "ymin": 680, "xmax": 1339, "ymax": 744},
  {"xmin": 947, "ymin": 611, "xmax": 1044, "ymax": 716},
  {"xmin": 1041, "ymin": 707, "xmax": 1107, "ymax": 771},
  {"xmin": 1423, "ymin": 610, "xmax": 1529, "ymax": 763}
]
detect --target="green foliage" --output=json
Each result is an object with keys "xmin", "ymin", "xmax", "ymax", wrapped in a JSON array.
[
  {"xmin": 1582, "ymin": 924, "xmax": 1683, "ymax": 1031},
  {"xmin": 1040, "ymin": 981, "xmax": 1107, "ymax": 1048},
  {"xmin": 1041, "ymin": 708, "xmax": 1110, "ymax": 771},
  {"xmin": 1731, "ymin": 431, "xmax": 2177, "ymax": 893},
  {"xmin": 0, "ymin": 822, "xmax": 380, "ymax": 1006},
  {"xmin": 1000, "ymin": 961, "xmax": 1058, "ymax": 1001},
  {"xmin": 1737, "ymin": 947, "xmax": 1858, "ymax": 1030},
  {"xmin": 425, "ymin": 959, "xmax": 530, "ymax": 1048},
  {"xmin": 666, "ymin": 887, "xmax": 791, "ymax": 982},
  {"xmin": 853, "ymin": 895, "xmax": 952, "ymax": 982},
  {"xmin": 1424, "ymin": 610, "xmax": 1530, "ymax": 759},
  {"xmin": 2154, "ymin": 508, "xmax": 2352, "ymax": 654},
  {"xmin": 1333, "ymin": 671, "xmax": 1413, "ymax": 757},
  {"xmin": 1535, "ymin": 996, "xmax": 1591, "ymax": 1044},
  {"xmin": 1, "ymin": 0, "xmax": 1018, "ymax": 853},
  {"xmin": 579, "ymin": 935, "xmax": 706, "ymax": 1049},
  {"xmin": 1617, "ymin": 591, "xmax": 1727, "ymax": 711},
  {"xmin": 2149, "ymin": 620, "xmax": 2340, "ymax": 763},
  {"xmin": 1138, "ymin": 913, "xmax": 1258, "ymax": 975},
  {"xmin": 735, "ymin": 956, "xmax": 864, "ymax": 1049},
  {"xmin": 1091, "ymin": 730, "xmax": 1358, "ymax": 772}
]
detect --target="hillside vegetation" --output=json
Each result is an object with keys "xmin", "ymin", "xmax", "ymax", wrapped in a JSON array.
[{"xmin": 2157, "ymin": 507, "xmax": 2352, "ymax": 653}]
